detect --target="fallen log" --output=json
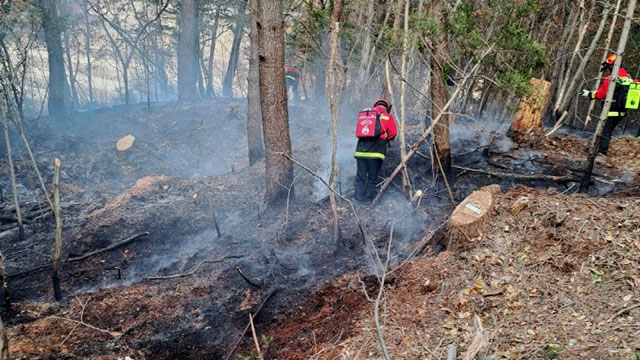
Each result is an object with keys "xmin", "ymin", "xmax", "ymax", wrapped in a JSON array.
[
  {"xmin": 454, "ymin": 166, "xmax": 576, "ymax": 183},
  {"xmin": 9, "ymin": 232, "xmax": 151, "ymax": 280},
  {"xmin": 67, "ymin": 232, "xmax": 150, "ymax": 263},
  {"xmin": 146, "ymin": 255, "xmax": 246, "ymax": 280}
]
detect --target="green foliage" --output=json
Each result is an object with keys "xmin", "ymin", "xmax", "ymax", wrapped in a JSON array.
[{"xmin": 543, "ymin": 343, "xmax": 563, "ymax": 359}]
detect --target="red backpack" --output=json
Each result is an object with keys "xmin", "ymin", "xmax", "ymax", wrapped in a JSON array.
[{"xmin": 356, "ymin": 108, "xmax": 381, "ymax": 138}]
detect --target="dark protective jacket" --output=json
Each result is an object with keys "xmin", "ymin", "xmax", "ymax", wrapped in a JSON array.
[{"xmin": 354, "ymin": 105, "xmax": 397, "ymax": 160}]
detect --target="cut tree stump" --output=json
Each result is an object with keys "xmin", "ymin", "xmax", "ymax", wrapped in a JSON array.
[
  {"xmin": 116, "ymin": 135, "xmax": 135, "ymax": 159},
  {"xmin": 448, "ymin": 189, "xmax": 495, "ymax": 250},
  {"xmin": 510, "ymin": 78, "xmax": 552, "ymax": 136}
]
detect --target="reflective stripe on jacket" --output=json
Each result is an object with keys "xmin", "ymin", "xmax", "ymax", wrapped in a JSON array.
[{"xmin": 354, "ymin": 151, "xmax": 386, "ymax": 160}]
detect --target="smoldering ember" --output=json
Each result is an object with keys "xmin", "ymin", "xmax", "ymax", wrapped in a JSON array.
[{"xmin": 1, "ymin": 0, "xmax": 640, "ymax": 359}]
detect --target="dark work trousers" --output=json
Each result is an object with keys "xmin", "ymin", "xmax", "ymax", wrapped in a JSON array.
[
  {"xmin": 599, "ymin": 116, "xmax": 624, "ymax": 155},
  {"xmin": 355, "ymin": 158, "xmax": 383, "ymax": 202}
]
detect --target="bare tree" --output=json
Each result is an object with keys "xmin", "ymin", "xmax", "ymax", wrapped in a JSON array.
[
  {"xmin": 222, "ymin": 0, "xmax": 248, "ymax": 98},
  {"xmin": 580, "ymin": 0, "xmax": 636, "ymax": 191},
  {"xmin": 327, "ymin": 0, "xmax": 344, "ymax": 241},
  {"xmin": 256, "ymin": 0, "xmax": 293, "ymax": 206},
  {"xmin": 36, "ymin": 0, "xmax": 68, "ymax": 117},
  {"xmin": 178, "ymin": 0, "xmax": 201, "ymax": 100},
  {"xmin": 90, "ymin": 0, "xmax": 169, "ymax": 105},
  {"xmin": 247, "ymin": 0, "xmax": 264, "ymax": 166},
  {"xmin": 430, "ymin": 1, "xmax": 452, "ymax": 179},
  {"xmin": 205, "ymin": 3, "xmax": 222, "ymax": 97},
  {"xmin": 585, "ymin": 0, "xmax": 623, "ymax": 129}
]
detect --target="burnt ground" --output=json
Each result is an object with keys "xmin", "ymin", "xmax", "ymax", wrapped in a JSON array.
[
  {"xmin": 1, "ymin": 98, "xmax": 640, "ymax": 359},
  {"xmin": 0, "ymin": 98, "xmax": 450, "ymax": 359}
]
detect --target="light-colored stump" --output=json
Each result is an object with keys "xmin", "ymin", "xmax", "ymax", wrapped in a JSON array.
[
  {"xmin": 116, "ymin": 135, "xmax": 136, "ymax": 159},
  {"xmin": 510, "ymin": 78, "xmax": 552, "ymax": 134},
  {"xmin": 449, "ymin": 189, "xmax": 495, "ymax": 250}
]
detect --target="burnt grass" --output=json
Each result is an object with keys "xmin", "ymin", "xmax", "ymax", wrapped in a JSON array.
[
  {"xmin": 0, "ymin": 99, "xmax": 447, "ymax": 358},
  {"xmin": 1, "ymin": 99, "xmax": 627, "ymax": 358}
]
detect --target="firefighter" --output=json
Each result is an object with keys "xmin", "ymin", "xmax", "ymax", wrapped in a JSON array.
[
  {"xmin": 581, "ymin": 53, "xmax": 631, "ymax": 156},
  {"xmin": 354, "ymin": 99, "xmax": 397, "ymax": 203},
  {"xmin": 285, "ymin": 67, "xmax": 300, "ymax": 102}
]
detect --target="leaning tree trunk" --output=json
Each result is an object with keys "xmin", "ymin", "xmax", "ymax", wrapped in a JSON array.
[
  {"xmin": 37, "ymin": 0, "xmax": 68, "ymax": 118},
  {"xmin": 52, "ymin": 158, "xmax": 63, "ymax": 301},
  {"xmin": 256, "ymin": 0, "xmax": 293, "ymax": 206},
  {"xmin": 553, "ymin": 0, "xmax": 588, "ymax": 117},
  {"xmin": 0, "ymin": 100, "xmax": 23, "ymax": 241},
  {"xmin": 327, "ymin": 0, "xmax": 344, "ymax": 242},
  {"xmin": 222, "ymin": 0, "xmax": 248, "ymax": 98},
  {"xmin": 246, "ymin": 0, "xmax": 264, "ymax": 166},
  {"xmin": 585, "ymin": 0, "xmax": 623, "ymax": 129},
  {"xmin": 177, "ymin": 0, "xmax": 201, "ymax": 101},
  {"xmin": 581, "ymin": 0, "xmax": 637, "ymax": 192},
  {"xmin": 556, "ymin": 5, "xmax": 610, "ymax": 122}
]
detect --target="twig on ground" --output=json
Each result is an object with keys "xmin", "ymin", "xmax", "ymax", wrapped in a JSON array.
[
  {"xmin": 608, "ymin": 302, "xmax": 640, "ymax": 323},
  {"xmin": 225, "ymin": 287, "xmax": 278, "ymax": 360},
  {"xmin": 236, "ymin": 266, "xmax": 263, "ymax": 288},
  {"xmin": 146, "ymin": 255, "xmax": 245, "ymax": 280},
  {"xmin": 249, "ymin": 313, "xmax": 264, "ymax": 360},
  {"xmin": 59, "ymin": 296, "xmax": 91, "ymax": 346},
  {"xmin": 48, "ymin": 299, "xmax": 121, "ymax": 340},
  {"xmin": 373, "ymin": 222, "xmax": 394, "ymax": 360}
]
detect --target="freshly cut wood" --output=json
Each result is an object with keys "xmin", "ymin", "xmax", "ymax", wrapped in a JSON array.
[
  {"xmin": 480, "ymin": 184, "xmax": 501, "ymax": 195},
  {"xmin": 449, "ymin": 189, "xmax": 495, "ymax": 249},
  {"xmin": 116, "ymin": 135, "xmax": 135, "ymax": 159},
  {"xmin": 510, "ymin": 78, "xmax": 552, "ymax": 135},
  {"xmin": 509, "ymin": 196, "xmax": 529, "ymax": 215}
]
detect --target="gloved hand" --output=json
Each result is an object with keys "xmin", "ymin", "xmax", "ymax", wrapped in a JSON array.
[{"xmin": 581, "ymin": 89, "xmax": 591, "ymax": 98}]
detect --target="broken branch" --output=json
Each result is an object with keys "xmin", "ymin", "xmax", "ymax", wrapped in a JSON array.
[
  {"xmin": 147, "ymin": 255, "xmax": 246, "ymax": 280},
  {"xmin": 67, "ymin": 232, "xmax": 151, "ymax": 263}
]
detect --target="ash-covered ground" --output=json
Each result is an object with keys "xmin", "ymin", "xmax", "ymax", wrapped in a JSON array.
[{"xmin": 3, "ymin": 97, "xmax": 632, "ymax": 358}]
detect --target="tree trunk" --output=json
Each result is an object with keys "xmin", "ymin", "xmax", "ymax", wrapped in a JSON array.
[
  {"xmin": 431, "ymin": 3, "xmax": 452, "ymax": 179},
  {"xmin": 0, "ymin": 254, "xmax": 9, "ymax": 310},
  {"xmin": 63, "ymin": 27, "xmax": 78, "ymax": 108},
  {"xmin": 352, "ymin": 0, "xmax": 375, "ymax": 102},
  {"xmin": 37, "ymin": 0, "xmax": 68, "ymax": 118},
  {"xmin": 178, "ymin": 0, "xmax": 201, "ymax": 101},
  {"xmin": 256, "ymin": 0, "xmax": 293, "ymax": 206},
  {"xmin": 0, "ymin": 312, "xmax": 7, "ymax": 360},
  {"xmin": 581, "ymin": 0, "xmax": 637, "ymax": 192},
  {"xmin": 556, "ymin": 5, "xmax": 611, "ymax": 121},
  {"xmin": 553, "ymin": 0, "xmax": 588, "ymax": 116},
  {"xmin": 0, "ymin": 100, "xmax": 23, "ymax": 241},
  {"xmin": 247, "ymin": 0, "xmax": 264, "ymax": 166},
  {"xmin": 206, "ymin": 4, "xmax": 221, "ymax": 97},
  {"xmin": 327, "ymin": 0, "xmax": 344, "ymax": 241},
  {"xmin": 222, "ymin": 0, "xmax": 248, "ymax": 98},
  {"xmin": 83, "ymin": 0, "xmax": 94, "ymax": 103},
  {"xmin": 399, "ymin": 0, "xmax": 410, "ymax": 191},
  {"xmin": 585, "ymin": 0, "xmax": 623, "ymax": 129}
]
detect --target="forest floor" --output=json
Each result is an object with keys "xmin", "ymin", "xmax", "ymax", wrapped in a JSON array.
[{"xmin": 1, "ymin": 99, "xmax": 639, "ymax": 359}]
